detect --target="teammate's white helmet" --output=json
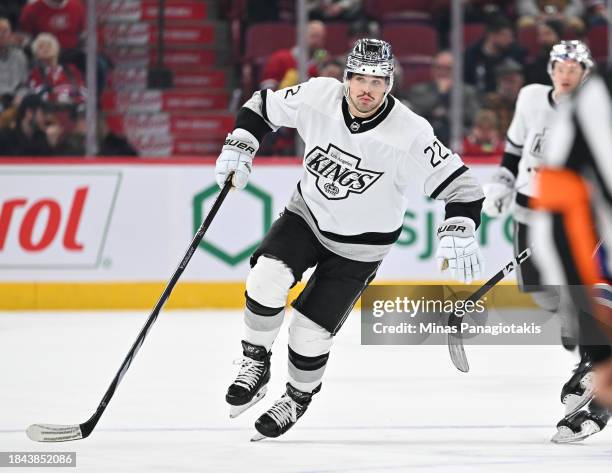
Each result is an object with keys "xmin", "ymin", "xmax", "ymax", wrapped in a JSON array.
[
  {"xmin": 344, "ymin": 38, "xmax": 394, "ymax": 98},
  {"xmin": 547, "ymin": 40, "xmax": 594, "ymax": 77}
]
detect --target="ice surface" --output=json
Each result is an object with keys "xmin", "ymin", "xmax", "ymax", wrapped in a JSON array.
[{"xmin": 1, "ymin": 309, "xmax": 611, "ymax": 473}]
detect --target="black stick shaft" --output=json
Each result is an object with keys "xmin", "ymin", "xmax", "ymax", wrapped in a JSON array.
[
  {"xmin": 447, "ymin": 247, "xmax": 534, "ymax": 372},
  {"xmin": 80, "ymin": 177, "xmax": 234, "ymax": 437},
  {"xmin": 449, "ymin": 247, "xmax": 533, "ymax": 327}
]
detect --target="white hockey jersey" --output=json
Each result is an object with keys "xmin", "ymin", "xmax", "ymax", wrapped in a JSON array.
[
  {"xmin": 240, "ymin": 77, "xmax": 483, "ymax": 261},
  {"xmin": 534, "ymin": 73, "xmax": 612, "ymax": 284},
  {"xmin": 505, "ymin": 83, "xmax": 561, "ymax": 222}
]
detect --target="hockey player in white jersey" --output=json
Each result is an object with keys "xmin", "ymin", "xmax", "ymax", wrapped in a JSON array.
[
  {"xmin": 216, "ymin": 39, "xmax": 485, "ymax": 440},
  {"xmin": 481, "ymin": 40, "xmax": 608, "ymax": 442}
]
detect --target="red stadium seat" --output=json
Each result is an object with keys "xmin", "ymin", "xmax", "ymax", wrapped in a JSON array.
[
  {"xmin": 244, "ymin": 22, "xmax": 295, "ymax": 64},
  {"xmin": 464, "ymin": 23, "xmax": 485, "ymax": 48},
  {"xmin": 382, "ymin": 24, "xmax": 438, "ymax": 60},
  {"xmin": 365, "ymin": 0, "xmax": 431, "ymax": 22},
  {"xmin": 400, "ymin": 59, "xmax": 432, "ymax": 90},
  {"xmin": 587, "ymin": 26, "xmax": 608, "ymax": 64},
  {"xmin": 517, "ymin": 25, "xmax": 538, "ymax": 60},
  {"xmin": 325, "ymin": 22, "xmax": 350, "ymax": 56}
]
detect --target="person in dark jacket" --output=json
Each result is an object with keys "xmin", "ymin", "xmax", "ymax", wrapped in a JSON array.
[
  {"xmin": 0, "ymin": 94, "xmax": 54, "ymax": 155},
  {"xmin": 464, "ymin": 15, "xmax": 527, "ymax": 94},
  {"xmin": 525, "ymin": 19, "xmax": 564, "ymax": 85},
  {"xmin": 407, "ymin": 51, "xmax": 480, "ymax": 144}
]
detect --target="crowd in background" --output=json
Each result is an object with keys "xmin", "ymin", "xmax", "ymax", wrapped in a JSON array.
[
  {"xmin": 0, "ymin": 0, "xmax": 127, "ymax": 157},
  {"xmin": 240, "ymin": 0, "xmax": 609, "ymax": 156},
  {"xmin": 0, "ymin": 0, "xmax": 609, "ymax": 157}
]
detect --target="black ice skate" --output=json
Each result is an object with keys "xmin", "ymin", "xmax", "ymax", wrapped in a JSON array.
[
  {"xmin": 226, "ymin": 341, "xmax": 271, "ymax": 419},
  {"xmin": 251, "ymin": 383, "xmax": 321, "ymax": 441},
  {"xmin": 560, "ymin": 357, "xmax": 594, "ymax": 417},
  {"xmin": 551, "ymin": 400, "xmax": 611, "ymax": 443}
]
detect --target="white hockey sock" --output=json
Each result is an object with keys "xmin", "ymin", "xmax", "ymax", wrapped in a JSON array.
[{"xmin": 287, "ymin": 310, "xmax": 333, "ymax": 392}]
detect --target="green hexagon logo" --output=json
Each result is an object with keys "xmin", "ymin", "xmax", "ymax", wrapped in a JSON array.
[{"xmin": 193, "ymin": 182, "xmax": 273, "ymax": 266}]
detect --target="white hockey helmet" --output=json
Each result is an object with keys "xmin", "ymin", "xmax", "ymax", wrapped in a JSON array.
[
  {"xmin": 547, "ymin": 40, "xmax": 594, "ymax": 77},
  {"xmin": 344, "ymin": 38, "xmax": 395, "ymax": 99}
]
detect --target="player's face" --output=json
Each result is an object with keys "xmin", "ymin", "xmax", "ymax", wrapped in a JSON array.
[
  {"xmin": 551, "ymin": 60, "xmax": 584, "ymax": 95},
  {"xmin": 347, "ymin": 74, "xmax": 388, "ymax": 117},
  {"xmin": 0, "ymin": 20, "xmax": 11, "ymax": 48}
]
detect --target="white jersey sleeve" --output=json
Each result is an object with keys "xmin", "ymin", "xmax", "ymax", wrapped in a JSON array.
[
  {"xmin": 396, "ymin": 118, "xmax": 483, "ymax": 217},
  {"xmin": 505, "ymin": 87, "xmax": 528, "ymax": 156},
  {"xmin": 242, "ymin": 79, "xmax": 318, "ymax": 132}
]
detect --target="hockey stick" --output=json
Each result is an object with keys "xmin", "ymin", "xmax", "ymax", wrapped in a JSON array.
[
  {"xmin": 448, "ymin": 239, "xmax": 605, "ymax": 372},
  {"xmin": 447, "ymin": 247, "xmax": 534, "ymax": 373},
  {"xmin": 26, "ymin": 175, "xmax": 235, "ymax": 442}
]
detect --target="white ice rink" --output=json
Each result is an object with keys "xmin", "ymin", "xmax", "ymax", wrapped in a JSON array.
[{"xmin": 1, "ymin": 309, "xmax": 611, "ymax": 472}]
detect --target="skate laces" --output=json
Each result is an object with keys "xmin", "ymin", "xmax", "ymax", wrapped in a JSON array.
[
  {"xmin": 266, "ymin": 395, "xmax": 298, "ymax": 427},
  {"xmin": 233, "ymin": 357, "xmax": 264, "ymax": 390}
]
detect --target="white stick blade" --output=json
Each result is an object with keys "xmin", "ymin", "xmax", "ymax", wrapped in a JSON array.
[
  {"xmin": 448, "ymin": 335, "xmax": 470, "ymax": 373},
  {"xmin": 26, "ymin": 424, "xmax": 83, "ymax": 442}
]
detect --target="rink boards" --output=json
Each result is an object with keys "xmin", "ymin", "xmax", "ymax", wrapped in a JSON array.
[{"xmin": 0, "ymin": 158, "xmax": 515, "ymax": 309}]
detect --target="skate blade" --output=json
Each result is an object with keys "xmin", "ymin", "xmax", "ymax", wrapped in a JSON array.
[
  {"xmin": 551, "ymin": 423, "xmax": 601, "ymax": 444},
  {"xmin": 564, "ymin": 372, "xmax": 595, "ymax": 417},
  {"xmin": 250, "ymin": 432, "xmax": 267, "ymax": 442},
  {"xmin": 229, "ymin": 386, "xmax": 267, "ymax": 419}
]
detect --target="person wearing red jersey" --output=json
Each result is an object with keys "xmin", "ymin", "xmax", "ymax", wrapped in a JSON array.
[
  {"xmin": 18, "ymin": 0, "xmax": 85, "ymax": 51},
  {"xmin": 260, "ymin": 20, "xmax": 327, "ymax": 91},
  {"xmin": 28, "ymin": 33, "xmax": 86, "ymax": 106}
]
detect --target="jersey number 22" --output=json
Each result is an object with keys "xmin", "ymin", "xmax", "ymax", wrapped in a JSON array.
[{"xmin": 424, "ymin": 140, "xmax": 450, "ymax": 168}]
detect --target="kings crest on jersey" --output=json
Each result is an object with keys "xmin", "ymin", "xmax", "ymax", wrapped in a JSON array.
[
  {"xmin": 240, "ymin": 76, "xmax": 483, "ymax": 261},
  {"xmin": 305, "ymin": 144, "xmax": 383, "ymax": 200},
  {"xmin": 504, "ymin": 83, "xmax": 558, "ymax": 222}
]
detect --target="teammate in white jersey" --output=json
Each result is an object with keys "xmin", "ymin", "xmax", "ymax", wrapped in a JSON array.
[
  {"xmin": 481, "ymin": 40, "xmax": 606, "ymax": 442},
  {"xmin": 216, "ymin": 39, "xmax": 485, "ymax": 440}
]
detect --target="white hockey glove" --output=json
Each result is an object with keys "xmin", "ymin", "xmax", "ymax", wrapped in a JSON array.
[
  {"xmin": 435, "ymin": 217, "xmax": 484, "ymax": 284},
  {"xmin": 482, "ymin": 167, "xmax": 515, "ymax": 217},
  {"xmin": 215, "ymin": 129, "xmax": 259, "ymax": 189}
]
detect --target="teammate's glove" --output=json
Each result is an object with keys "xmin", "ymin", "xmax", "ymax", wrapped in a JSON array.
[
  {"xmin": 435, "ymin": 217, "xmax": 484, "ymax": 284},
  {"xmin": 482, "ymin": 167, "xmax": 515, "ymax": 217},
  {"xmin": 215, "ymin": 129, "xmax": 259, "ymax": 189}
]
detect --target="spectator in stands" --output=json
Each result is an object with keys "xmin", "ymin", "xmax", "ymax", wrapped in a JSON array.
[
  {"xmin": 481, "ymin": 58, "xmax": 525, "ymax": 136},
  {"xmin": 0, "ymin": 1, "xmax": 26, "ymax": 32},
  {"xmin": 407, "ymin": 51, "xmax": 480, "ymax": 144},
  {"xmin": 430, "ymin": 0, "xmax": 514, "ymax": 48},
  {"xmin": 307, "ymin": 0, "xmax": 363, "ymax": 23},
  {"xmin": 585, "ymin": 0, "xmax": 608, "ymax": 27},
  {"xmin": 0, "ymin": 16, "xmax": 28, "ymax": 106},
  {"xmin": 524, "ymin": 19, "xmax": 563, "ymax": 85},
  {"xmin": 464, "ymin": 15, "xmax": 527, "ymax": 94},
  {"xmin": 462, "ymin": 108, "xmax": 505, "ymax": 156},
  {"xmin": 245, "ymin": 0, "xmax": 280, "ymax": 23},
  {"xmin": 18, "ymin": 0, "xmax": 85, "ymax": 51},
  {"xmin": 99, "ymin": 132, "xmax": 138, "ymax": 156},
  {"xmin": 28, "ymin": 33, "xmax": 86, "ymax": 107},
  {"xmin": 56, "ymin": 108, "xmax": 86, "ymax": 155},
  {"xmin": 319, "ymin": 58, "xmax": 343, "ymax": 81},
  {"xmin": 260, "ymin": 20, "xmax": 327, "ymax": 90},
  {"xmin": 0, "ymin": 94, "xmax": 56, "ymax": 155},
  {"xmin": 517, "ymin": 0, "xmax": 585, "ymax": 34}
]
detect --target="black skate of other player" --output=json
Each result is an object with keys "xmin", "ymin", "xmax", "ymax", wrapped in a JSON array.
[
  {"xmin": 552, "ymin": 399, "xmax": 611, "ymax": 443},
  {"xmin": 552, "ymin": 350, "xmax": 610, "ymax": 442},
  {"xmin": 560, "ymin": 353, "xmax": 594, "ymax": 417}
]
